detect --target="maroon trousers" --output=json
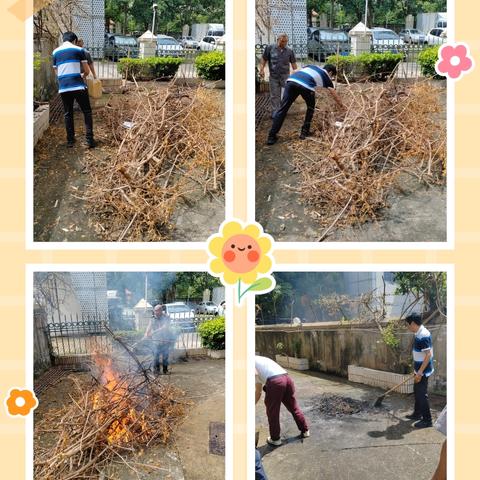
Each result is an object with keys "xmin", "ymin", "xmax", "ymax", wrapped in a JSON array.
[{"xmin": 264, "ymin": 374, "xmax": 308, "ymax": 440}]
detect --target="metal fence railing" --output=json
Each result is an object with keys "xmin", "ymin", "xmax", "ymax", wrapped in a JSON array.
[
  {"xmin": 46, "ymin": 312, "xmax": 111, "ymax": 359},
  {"xmin": 256, "ymin": 41, "xmax": 443, "ymax": 80},
  {"xmin": 84, "ymin": 43, "xmax": 225, "ymax": 80}
]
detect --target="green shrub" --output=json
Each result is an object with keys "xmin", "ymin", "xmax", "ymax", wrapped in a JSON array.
[
  {"xmin": 198, "ymin": 316, "xmax": 225, "ymax": 350},
  {"xmin": 326, "ymin": 52, "xmax": 403, "ymax": 82},
  {"xmin": 118, "ymin": 57, "xmax": 183, "ymax": 81},
  {"xmin": 195, "ymin": 51, "xmax": 225, "ymax": 81},
  {"xmin": 418, "ymin": 46, "xmax": 442, "ymax": 79}
]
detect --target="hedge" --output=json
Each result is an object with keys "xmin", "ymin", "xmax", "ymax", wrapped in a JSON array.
[
  {"xmin": 198, "ymin": 316, "xmax": 225, "ymax": 350},
  {"xmin": 326, "ymin": 52, "xmax": 403, "ymax": 82},
  {"xmin": 195, "ymin": 51, "xmax": 225, "ymax": 81},
  {"xmin": 118, "ymin": 57, "xmax": 183, "ymax": 81},
  {"xmin": 418, "ymin": 46, "xmax": 442, "ymax": 79}
]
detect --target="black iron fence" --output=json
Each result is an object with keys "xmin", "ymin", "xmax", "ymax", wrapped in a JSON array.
[
  {"xmin": 256, "ymin": 41, "xmax": 443, "ymax": 80},
  {"xmin": 83, "ymin": 42, "xmax": 225, "ymax": 80},
  {"xmin": 46, "ymin": 312, "xmax": 111, "ymax": 360}
]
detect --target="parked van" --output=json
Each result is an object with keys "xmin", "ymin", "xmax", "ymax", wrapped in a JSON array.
[
  {"xmin": 307, "ymin": 28, "xmax": 350, "ymax": 61},
  {"xmin": 104, "ymin": 34, "xmax": 138, "ymax": 60}
]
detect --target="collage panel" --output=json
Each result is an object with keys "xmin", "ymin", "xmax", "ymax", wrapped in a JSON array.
[
  {"xmin": 30, "ymin": 269, "xmax": 226, "ymax": 479},
  {"xmin": 254, "ymin": 1, "xmax": 449, "ymax": 243},
  {"xmin": 254, "ymin": 269, "xmax": 450, "ymax": 480},
  {"xmin": 32, "ymin": 1, "xmax": 226, "ymax": 244}
]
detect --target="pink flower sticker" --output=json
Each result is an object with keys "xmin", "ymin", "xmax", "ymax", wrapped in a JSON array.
[{"xmin": 436, "ymin": 43, "xmax": 474, "ymax": 80}]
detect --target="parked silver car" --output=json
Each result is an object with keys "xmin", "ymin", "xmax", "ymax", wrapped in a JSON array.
[
  {"xmin": 399, "ymin": 29, "xmax": 427, "ymax": 44},
  {"xmin": 371, "ymin": 28, "xmax": 405, "ymax": 54},
  {"xmin": 156, "ymin": 35, "xmax": 185, "ymax": 57},
  {"xmin": 180, "ymin": 36, "xmax": 198, "ymax": 49},
  {"xmin": 164, "ymin": 302, "xmax": 195, "ymax": 330}
]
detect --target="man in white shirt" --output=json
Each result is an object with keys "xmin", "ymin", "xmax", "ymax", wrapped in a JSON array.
[{"xmin": 255, "ymin": 355, "xmax": 309, "ymax": 446}]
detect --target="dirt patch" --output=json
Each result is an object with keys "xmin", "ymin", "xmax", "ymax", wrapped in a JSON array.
[
  {"xmin": 34, "ymin": 84, "xmax": 224, "ymax": 242},
  {"xmin": 304, "ymin": 394, "xmax": 377, "ymax": 417}
]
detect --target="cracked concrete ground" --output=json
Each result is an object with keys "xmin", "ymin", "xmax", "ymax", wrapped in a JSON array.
[{"xmin": 256, "ymin": 369, "xmax": 446, "ymax": 480}]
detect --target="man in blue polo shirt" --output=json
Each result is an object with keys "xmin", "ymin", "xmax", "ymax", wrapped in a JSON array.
[
  {"xmin": 267, "ymin": 63, "xmax": 345, "ymax": 145},
  {"xmin": 405, "ymin": 313, "xmax": 434, "ymax": 428},
  {"xmin": 52, "ymin": 32, "xmax": 95, "ymax": 148}
]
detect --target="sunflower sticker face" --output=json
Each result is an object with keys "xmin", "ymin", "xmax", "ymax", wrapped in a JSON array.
[
  {"xmin": 208, "ymin": 220, "xmax": 276, "ymax": 303},
  {"xmin": 222, "ymin": 235, "xmax": 261, "ymax": 273}
]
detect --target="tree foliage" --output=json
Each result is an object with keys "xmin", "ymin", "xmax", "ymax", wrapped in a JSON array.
[
  {"xmin": 106, "ymin": 0, "xmax": 225, "ymax": 35},
  {"xmin": 307, "ymin": 0, "xmax": 446, "ymax": 28}
]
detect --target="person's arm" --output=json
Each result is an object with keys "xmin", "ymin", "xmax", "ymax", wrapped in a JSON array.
[
  {"xmin": 259, "ymin": 46, "xmax": 269, "ymax": 78},
  {"xmin": 86, "ymin": 52, "xmax": 97, "ymax": 79},
  {"xmin": 290, "ymin": 50, "xmax": 298, "ymax": 72},
  {"xmin": 81, "ymin": 60, "xmax": 91, "ymax": 79},
  {"xmin": 327, "ymin": 88, "xmax": 346, "ymax": 111},
  {"xmin": 414, "ymin": 349, "xmax": 432, "ymax": 382},
  {"xmin": 144, "ymin": 319, "xmax": 152, "ymax": 339}
]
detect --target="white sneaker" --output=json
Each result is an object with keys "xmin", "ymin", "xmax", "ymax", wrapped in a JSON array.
[
  {"xmin": 301, "ymin": 430, "xmax": 310, "ymax": 438},
  {"xmin": 267, "ymin": 437, "xmax": 282, "ymax": 446}
]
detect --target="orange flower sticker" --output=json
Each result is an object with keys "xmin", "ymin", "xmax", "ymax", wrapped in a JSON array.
[{"xmin": 5, "ymin": 388, "xmax": 38, "ymax": 417}]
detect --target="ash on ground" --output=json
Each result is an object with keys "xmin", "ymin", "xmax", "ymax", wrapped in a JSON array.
[{"xmin": 305, "ymin": 394, "xmax": 378, "ymax": 417}]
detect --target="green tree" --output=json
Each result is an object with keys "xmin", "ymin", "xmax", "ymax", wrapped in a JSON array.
[{"xmin": 394, "ymin": 272, "xmax": 447, "ymax": 315}]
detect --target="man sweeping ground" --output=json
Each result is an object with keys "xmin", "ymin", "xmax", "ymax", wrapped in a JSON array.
[
  {"xmin": 266, "ymin": 63, "xmax": 345, "ymax": 145},
  {"xmin": 255, "ymin": 355, "xmax": 309, "ymax": 446},
  {"xmin": 405, "ymin": 313, "xmax": 434, "ymax": 428}
]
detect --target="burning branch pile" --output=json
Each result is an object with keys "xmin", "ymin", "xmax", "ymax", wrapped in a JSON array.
[
  {"xmin": 34, "ymin": 354, "xmax": 187, "ymax": 479},
  {"xmin": 83, "ymin": 85, "xmax": 224, "ymax": 241},
  {"xmin": 289, "ymin": 80, "xmax": 446, "ymax": 240}
]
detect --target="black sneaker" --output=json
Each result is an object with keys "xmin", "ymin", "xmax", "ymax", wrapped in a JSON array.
[
  {"xmin": 406, "ymin": 413, "xmax": 422, "ymax": 420},
  {"xmin": 67, "ymin": 140, "xmax": 75, "ymax": 148},
  {"xmin": 266, "ymin": 135, "xmax": 278, "ymax": 145},
  {"xmin": 414, "ymin": 419, "xmax": 433, "ymax": 429},
  {"xmin": 86, "ymin": 139, "xmax": 96, "ymax": 149},
  {"xmin": 299, "ymin": 132, "xmax": 312, "ymax": 140},
  {"xmin": 163, "ymin": 367, "xmax": 169, "ymax": 375}
]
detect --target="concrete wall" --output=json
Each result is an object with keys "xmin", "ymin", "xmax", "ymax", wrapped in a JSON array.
[{"xmin": 256, "ymin": 322, "xmax": 447, "ymax": 394}]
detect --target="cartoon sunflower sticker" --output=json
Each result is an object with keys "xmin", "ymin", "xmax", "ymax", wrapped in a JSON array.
[
  {"xmin": 5, "ymin": 388, "xmax": 38, "ymax": 417},
  {"xmin": 208, "ymin": 220, "xmax": 275, "ymax": 303}
]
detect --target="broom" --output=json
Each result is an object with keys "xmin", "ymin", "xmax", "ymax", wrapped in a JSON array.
[{"xmin": 373, "ymin": 374, "xmax": 415, "ymax": 407}]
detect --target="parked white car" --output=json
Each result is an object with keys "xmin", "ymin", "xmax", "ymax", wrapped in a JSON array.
[
  {"xmin": 180, "ymin": 36, "xmax": 198, "ymax": 49},
  {"xmin": 426, "ymin": 28, "xmax": 447, "ymax": 45},
  {"xmin": 196, "ymin": 301, "xmax": 218, "ymax": 315},
  {"xmin": 197, "ymin": 35, "xmax": 225, "ymax": 52},
  {"xmin": 371, "ymin": 28, "xmax": 404, "ymax": 53},
  {"xmin": 156, "ymin": 35, "xmax": 185, "ymax": 57},
  {"xmin": 399, "ymin": 28, "xmax": 427, "ymax": 44}
]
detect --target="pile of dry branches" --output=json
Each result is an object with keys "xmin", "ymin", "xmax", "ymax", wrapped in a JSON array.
[
  {"xmin": 83, "ymin": 85, "xmax": 224, "ymax": 241},
  {"xmin": 34, "ymin": 354, "xmax": 187, "ymax": 479},
  {"xmin": 289, "ymin": 80, "xmax": 446, "ymax": 240}
]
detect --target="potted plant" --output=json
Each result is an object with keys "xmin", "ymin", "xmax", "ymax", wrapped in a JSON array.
[
  {"xmin": 198, "ymin": 316, "xmax": 225, "ymax": 359},
  {"xmin": 275, "ymin": 342, "xmax": 289, "ymax": 368},
  {"xmin": 288, "ymin": 338, "xmax": 309, "ymax": 371}
]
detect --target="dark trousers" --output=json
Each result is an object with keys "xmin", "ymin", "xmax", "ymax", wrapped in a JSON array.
[
  {"xmin": 153, "ymin": 343, "xmax": 170, "ymax": 373},
  {"xmin": 255, "ymin": 449, "xmax": 268, "ymax": 480},
  {"xmin": 264, "ymin": 374, "xmax": 308, "ymax": 440},
  {"xmin": 269, "ymin": 81, "xmax": 316, "ymax": 138},
  {"xmin": 413, "ymin": 375, "xmax": 432, "ymax": 421},
  {"xmin": 60, "ymin": 89, "xmax": 94, "ymax": 142}
]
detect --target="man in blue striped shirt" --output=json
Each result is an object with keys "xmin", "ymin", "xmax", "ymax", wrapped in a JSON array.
[
  {"xmin": 405, "ymin": 314, "xmax": 434, "ymax": 428},
  {"xmin": 52, "ymin": 32, "xmax": 95, "ymax": 148},
  {"xmin": 267, "ymin": 63, "xmax": 345, "ymax": 145}
]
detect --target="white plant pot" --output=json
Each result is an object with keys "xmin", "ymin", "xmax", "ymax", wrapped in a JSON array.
[
  {"xmin": 275, "ymin": 354, "xmax": 290, "ymax": 368},
  {"xmin": 288, "ymin": 356, "xmax": 309, "ymax": 371},
  {"xmin": 208, "ymin": 349, "xmax": 225, "ymax": 359}
]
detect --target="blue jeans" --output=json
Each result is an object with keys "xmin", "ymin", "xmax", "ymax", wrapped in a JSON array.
[{"xmin": 255, "ymin": 449, "xmax": 268, "ymax": 480}]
